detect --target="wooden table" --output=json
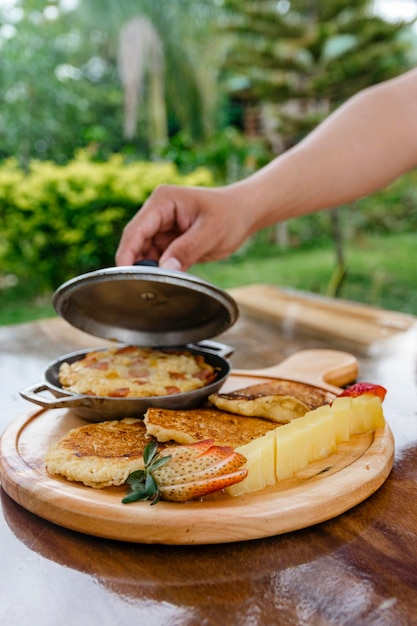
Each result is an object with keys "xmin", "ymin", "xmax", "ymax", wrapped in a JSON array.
[{"xmin": 1, "ymin": 285, "xmax": 417, "ymax": 626}]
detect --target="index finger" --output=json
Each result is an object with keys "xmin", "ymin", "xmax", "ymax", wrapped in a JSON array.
[{"xmin": 115, "ymin": 201, "xmax": 172, "ymax": 266}]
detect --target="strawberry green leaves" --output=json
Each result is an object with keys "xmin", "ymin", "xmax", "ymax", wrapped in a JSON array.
[{"xmin": 122, "ymin": 441, "xmax": 171, "ymax": 505}]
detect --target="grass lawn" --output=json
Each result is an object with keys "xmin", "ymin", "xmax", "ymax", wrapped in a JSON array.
[
  {"xmin": 193, "ymin": 231, "xmax": 417, "ymax": 315},
  {"xmin": 0, "ymin": 231, "xmax": 416, "ymax": 326}
]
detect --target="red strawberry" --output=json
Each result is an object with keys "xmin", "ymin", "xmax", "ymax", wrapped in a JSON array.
[
  {"xmin": 158, "ymin": 439, "xmax": 215, "ymax": 464},
  {"xmin": 154, "ymin": 443, "xmax": 247, "ymax": 486},
  {"xmin": 122, "ymin": 440, "xmax": 248, "ymax": 504},
  {"xmin": 157, "ymin": 470, "xmax": 249, "ymax": 502},
  {"xmin": 338, "ymin": 382, "xmax": 387, "ymax": 401}
]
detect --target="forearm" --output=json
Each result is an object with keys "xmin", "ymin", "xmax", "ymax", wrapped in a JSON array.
[{"xmin": 232, "ymin": 68, "xmax": 417, "ymax": 232}]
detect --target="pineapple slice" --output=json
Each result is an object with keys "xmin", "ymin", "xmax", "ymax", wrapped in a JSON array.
[
  {"xmin": 298, "ymin": 404, "xmax": 337, "ymax": 458},
  {"xmin": 349, "ymin": 393, "xmax": 385, "ymax": 434},
  {"xmin": 275, "ymin": 424, "xmax": 305, "ymax": 481},
  {"xmin": 330, "ymin": 396, "xmax": 352, "ymax": 443},
  {"xmin": 228, "ymin": 428, "xmax": 276, "ymax": 496},
  {"xmin": 275, "ymin": 404, "xmax": 338, "ymax": 481},
  {"xmin": 226, "ymin": 393, "xmax": 385, "ymax": 497}
]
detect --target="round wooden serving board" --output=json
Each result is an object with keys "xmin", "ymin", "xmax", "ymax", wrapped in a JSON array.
[{"xmin": 0, "ymin": 349, "xmax": 394, "ymax": 544}]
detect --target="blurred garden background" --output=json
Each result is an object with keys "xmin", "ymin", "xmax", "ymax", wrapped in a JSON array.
[{"xmin": 1, "ymin": 0, "xmax": 417, "ymax": 324}]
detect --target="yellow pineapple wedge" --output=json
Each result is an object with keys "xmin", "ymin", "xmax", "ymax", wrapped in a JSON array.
[
  {"xmin": 232, "ymin": 428, "xmax": 276, "ymax": 494},
  {"xmin": 348, "ymin": 394, "xmax": 385, "ymax": 434},
  {"xmin": 226, "ymin": 393, "xmax": 385, "ymax": 497},
  {"xmin": 330, "ymin": 396, "xmax": 352, "ymax": 443}
]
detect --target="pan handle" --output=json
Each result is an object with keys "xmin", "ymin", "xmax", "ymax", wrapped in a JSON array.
[
  {"xmin": 19, "ymin": 383, "xmax": 90, "ymax": 409},
  {"xmin": 192, "ymin": 339, "xmax": 234, "ymax": 359}
]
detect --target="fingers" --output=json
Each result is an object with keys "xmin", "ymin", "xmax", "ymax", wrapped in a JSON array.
[
  {"xmin": 115, "ymin": 183, "xmax": 248, "ymax": 271},
  {"xmin": 115, "ymin": 186, "xmax": 179, "ymax": 266},
  {"xmin": 115, "ymin": 184, "xmax": 209, "ymax": 269},
  {"xmin": 158, "ymin": 217, "xmax": 219, "ymax": 271}
]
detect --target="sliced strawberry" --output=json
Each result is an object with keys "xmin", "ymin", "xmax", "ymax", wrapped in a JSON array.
[
  {"xmin": 153, "ymin": 446, "xmax": 247, "ymax": 486},
  {"xmin": 158, "ymin": 469, "xmax": 248, "ymax": 502},
  {"xmin": 338, "ymin": 382, "xmax": 387, "ymax": 401},
  {"xmin": 159, "ymin": 439, "xmax": 215, "ymax": 464},
  {"xmin": 122, "ymin": 440, "xmax": 248, "ymax": 505}
]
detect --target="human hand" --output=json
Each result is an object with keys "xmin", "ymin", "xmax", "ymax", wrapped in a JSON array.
[{"xmin": 115, "ymin": 184, "xmax": 251, "ymax": 271}]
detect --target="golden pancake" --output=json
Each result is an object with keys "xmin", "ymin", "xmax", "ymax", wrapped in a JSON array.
[
  {"xmin": 45, "ymin": 418, "xmax": 156, "ymax": 488},
  {"xmin": 209, "ymin": 380, "xmax": 329, "ymax": 423},
  {"xmin": 144, "ymin": 407, "xmax": 277, "ymax": 448}
]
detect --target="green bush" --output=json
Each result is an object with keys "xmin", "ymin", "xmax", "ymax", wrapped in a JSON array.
[
  {"xmin": 160, "ymin": 127, "xmax": 272, "ymax": 183},
  {"xmin": 0, "ymin": 152, "xmax": 213, "ymax": 293},
  {"xmin": 1, "ymin": 146, "xmax": 416, "ymax": 301}
]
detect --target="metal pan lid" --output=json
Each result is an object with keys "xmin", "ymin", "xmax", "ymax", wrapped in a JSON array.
[{"xmin": 52, "ymin": 264, "xmax": 239, "ymax": 346}]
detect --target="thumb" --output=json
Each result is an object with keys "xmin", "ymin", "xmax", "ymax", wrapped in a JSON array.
[
  {"xmin": 159, "ymin": 226, "xmax": 210, "ymax": 271},
  {"xmin": 159, "ymin": 256, "xmax": 183, "ymax": 271}
]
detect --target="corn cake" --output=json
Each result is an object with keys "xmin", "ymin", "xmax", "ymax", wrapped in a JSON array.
[
  {"xmin": 45, "ymin": 418, "xmax": 156, "ymax": 488},
  {"xmin": 58, "ymin": 345, "xmax": 218, "ymax": 398},
  {"xmin": 209, "ymin": 379, "xmax": 329, "ymax": 423},
  {"xmin": 144, "ymin": 406, "xmax": 277, "ymax": 448}
]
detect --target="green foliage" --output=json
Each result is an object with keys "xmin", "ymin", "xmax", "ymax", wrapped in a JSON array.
[
  {"xmin": 350, "ymin": 171, "xmax": 417, "ymax": 235},
  {"xmin": 221, "ymin": 0, "xmax": 415, "ymax": 146},
  {"xmin": 0, "ymin": 152, "xmax": 213, "ymax": 292},
  {"xmin": 0, "ymin": 286, "xmax": 54, "ymax": 326},
  {"xmin": 160, "ymin": 127, "xmax": 272, "ymax": 182},
  {"xmin": 193, "ymin": 232, "xmax": 417, "ymax": 315},
  {"xmin": 1, "ymin": 1, "xmax": 415, "ymax": 165},
  {"xmin": 2, "ymin": 230, "xmax": 416, "ymax": 325},
  {"xmin": 0, "ymin": 0, "xmax": 226, "ymax": 165},
  {"xmin": 0, "ymin": 1, "xmax": 126, "ymax": 165}
]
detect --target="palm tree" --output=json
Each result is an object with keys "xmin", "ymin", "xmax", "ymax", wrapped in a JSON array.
[
  {"xmin": 78, "ymin": 0, "xmax": 224, "ymax": 153},
  {"xmin": 118, "ymin": 16, "xmax": 167, "ymax": 149}
]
